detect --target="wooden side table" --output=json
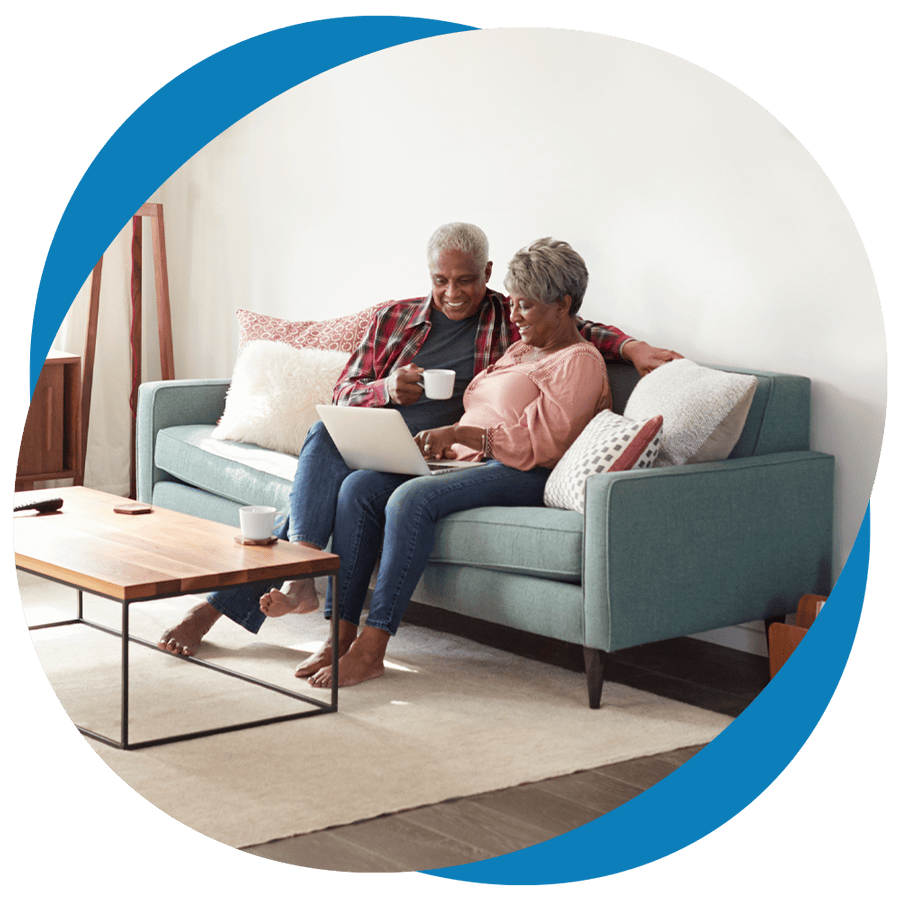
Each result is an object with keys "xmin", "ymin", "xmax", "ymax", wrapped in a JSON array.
[
  {"xmin": 16, "ymin": 351, "xmax": 82, "ymax": 490},
  {"xmin": 768, "ymin": 593, "xmax": 827, "ymax": 678}
]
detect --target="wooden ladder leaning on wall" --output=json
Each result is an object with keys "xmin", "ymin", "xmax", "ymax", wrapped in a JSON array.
[{"xmin": 81, "ymin": 202, "xmax": 175, "ymax": 498}]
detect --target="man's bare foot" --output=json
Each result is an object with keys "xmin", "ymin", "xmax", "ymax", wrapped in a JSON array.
[
  {"xmin": 294, "ymin": 620, "xmax": 357, "ymax": 678},
  {"xmin": 308, "ymin": 626, "xmax": 390, "ymax": 688},
  {"xmin": 260, "ymin": 577, "xmax": 320, "ymax": 617},
  {"xmin": 157, "ymin": 601, "xmax": 223, "ymax": 656}
]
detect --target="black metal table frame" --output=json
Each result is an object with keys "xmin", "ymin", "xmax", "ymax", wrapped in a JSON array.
[{"xmin": 22, "ymin": 567, "xmax": 341, "ymax": 750}]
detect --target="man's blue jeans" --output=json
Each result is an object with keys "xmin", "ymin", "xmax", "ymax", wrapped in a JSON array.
[{"xmin": 206, "ymin": 420, "xmax": 350, "ymax": 633}]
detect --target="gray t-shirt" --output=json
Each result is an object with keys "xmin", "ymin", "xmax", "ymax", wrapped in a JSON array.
[{"xmin": 394, "ymin": 308, "xmax": 479, "ymax": 435}]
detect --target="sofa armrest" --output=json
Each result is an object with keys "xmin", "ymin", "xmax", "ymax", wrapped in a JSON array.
[
  {"xmin": 582, "ymin": 451, "xmax": 834, "ymax": 652},
  {"xmin": 135, "ymin": 379, "xmax": 230, "ymax": 504}
]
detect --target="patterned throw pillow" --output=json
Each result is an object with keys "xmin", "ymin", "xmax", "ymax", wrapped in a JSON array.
[
  {"xmin": 623, "ymin": 359, "xmax": 757, "ymax": 466},
  {"xmin": 544, "ymin": 410, "xmax": 664, "ymax": 513},
  {"xmin": 235, "ymin": 305, "xmax": 382, "ymax": 355}
]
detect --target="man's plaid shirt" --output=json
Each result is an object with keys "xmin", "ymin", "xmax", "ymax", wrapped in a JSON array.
[{"xmin": 332, "ymin": 288, "xmax": 632, "ymax": 407}]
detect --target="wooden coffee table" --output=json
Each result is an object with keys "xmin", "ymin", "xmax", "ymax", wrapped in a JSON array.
[{"xmin": 14, "ymin": 487, "xmax": 341, "ymax": 749}]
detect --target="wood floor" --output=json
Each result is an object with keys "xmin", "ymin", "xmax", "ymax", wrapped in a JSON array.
[{"xmin": 243, "ymin": 604, "xmax": 770, "ymax": 872}]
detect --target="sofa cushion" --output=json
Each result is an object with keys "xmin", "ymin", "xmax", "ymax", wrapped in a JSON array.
[
  {"xmin": 544, "ymin": 410, "xmax": 663, "ymax": 513},
  {"xmin": 212, "ymin": 341, "xmax": 349, "ymax": 455},
  {"xmin": 155, "ymin": 426, "xmax": 584, "ymax": 584},
  {"xmin": 155, "ymin": 425, "xmax": 296, "ymax": 509},
  {"xmin": 431, "ymin": 506, "xmax": 584, "ymax": 584},
  {"xmin": 623, "ymin": 359, "xmax": 758, "ymax": 466}
]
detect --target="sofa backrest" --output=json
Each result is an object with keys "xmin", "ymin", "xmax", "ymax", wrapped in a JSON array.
[{"xmin": 606, "ymin": 362, "xmax": 811, "ymax": 458}]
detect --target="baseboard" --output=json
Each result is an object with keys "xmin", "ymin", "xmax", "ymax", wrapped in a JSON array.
[{"xmin": 691, "ymin": 622, "xmax": 768, "ymax": 657}]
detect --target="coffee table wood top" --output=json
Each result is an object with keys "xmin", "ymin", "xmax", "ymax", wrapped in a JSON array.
[{"xmin": 14, "ymin": 487, "xmax": 339, "ymax": 602}]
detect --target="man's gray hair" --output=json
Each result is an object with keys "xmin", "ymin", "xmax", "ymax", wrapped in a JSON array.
[
  {"xmin": 427, "ymin": 222, "xmax": 490, "ymax": 271},
  {"xmin": 503, "ymin": 237, "xmax": 589, "ymax": 316}
]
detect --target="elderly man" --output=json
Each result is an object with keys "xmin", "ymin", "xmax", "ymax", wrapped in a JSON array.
[{"xmin": 158, "ymin": 223, "xmax": 680, "ymax": 660}]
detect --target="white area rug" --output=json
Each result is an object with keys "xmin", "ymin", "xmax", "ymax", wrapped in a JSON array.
[{"xmin": 19, "ymin": 571, "xmax": 733, "ymax": 849}]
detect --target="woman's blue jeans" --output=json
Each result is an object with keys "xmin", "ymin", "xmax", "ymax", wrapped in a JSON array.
[
  {"xmin": 331, "ymin": 461, "xmax": 550, "ymax": 635},
  {"xmin": 206, "ymin": 421, "xmax": 550, "ymax": 639},
  {"xmin": 206, "ymin": 420, "xmax": 350, "ymax": 633}
]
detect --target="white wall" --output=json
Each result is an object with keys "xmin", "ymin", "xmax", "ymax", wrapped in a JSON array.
[{"xmin": 59, "ymin": 29, "xmax": 885, "ymax": 644}]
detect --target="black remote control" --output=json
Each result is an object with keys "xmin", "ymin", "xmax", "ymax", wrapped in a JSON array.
[{"xmin": 14, "ymin": 497, "xmax": 64, "ymax": 515}]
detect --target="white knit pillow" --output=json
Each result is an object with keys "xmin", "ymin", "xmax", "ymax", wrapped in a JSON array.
[
  {"xmin": 544, "ymin": 410, "xmax": 663, "ymax": 513},
  {"xmin": 212, "ymin": 340, "xmax": 349, "ymax": 455},
  {"xmin": 623, "ymin": 359, "xmax": 757, "ymax": 466}
]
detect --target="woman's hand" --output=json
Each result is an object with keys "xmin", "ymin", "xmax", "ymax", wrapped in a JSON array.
[{"xmin": 414, "ymin": 425, "xmax": 459, "ymax": 459}]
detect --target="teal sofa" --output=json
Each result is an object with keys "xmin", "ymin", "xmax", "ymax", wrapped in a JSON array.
[{"xmin": 136, "ymin": 363, "xmax": 834, "ymax": 707}]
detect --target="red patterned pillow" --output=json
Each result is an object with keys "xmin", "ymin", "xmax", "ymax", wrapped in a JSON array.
[{"xmin": 236, "ymin": 305, "xmax": 382, "ymax": 355}]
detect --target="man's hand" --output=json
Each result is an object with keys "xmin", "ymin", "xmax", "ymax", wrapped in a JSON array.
[
  {"xmin": 622, "ymin": 340, "xmax": 683, "ymax": 377},
  {"xmin": 387, "ymin": 364, "xmax": 426, "ymax": 405}
]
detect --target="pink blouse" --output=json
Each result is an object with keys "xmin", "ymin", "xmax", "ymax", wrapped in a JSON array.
[{"xmin": 453, "ymin": 340, "xmax": 612, "ymax": 470}]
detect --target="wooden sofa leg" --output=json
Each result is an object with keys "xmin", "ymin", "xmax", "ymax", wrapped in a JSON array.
[{"xmin": 584, "ymin": 647, "xmax": 608, "ymax": 709}]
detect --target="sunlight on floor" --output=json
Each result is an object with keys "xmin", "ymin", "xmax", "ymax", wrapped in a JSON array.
[
  {"xmin": 289, "ymin": 640, "xmax": 419, "ymax": 673},
  {"xmin": 290, "ymin": 640, "xmax": 329, "ymax": 653},
  {"xmin": 22, "ymin": 605, "xmax": 61, "ymax": 619},
  {"xmin": 383, "ymin": 660, "xmax": 418, "ymax": 674},
  {"xmin": 20, "ymin": 605, "xmax": 70, "ymax": 626}
]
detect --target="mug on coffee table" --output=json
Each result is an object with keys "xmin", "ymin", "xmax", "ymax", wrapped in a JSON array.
[{"xmin": 239, "ymin": 505, "xmax": 277, "ymax": 542}]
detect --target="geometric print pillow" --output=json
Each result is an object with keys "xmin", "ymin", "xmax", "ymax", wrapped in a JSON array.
[{"xmin": 543, "ymin": 410, "xmax": 664, "ymax": 513}]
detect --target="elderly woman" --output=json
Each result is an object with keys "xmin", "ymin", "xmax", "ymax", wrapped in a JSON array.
[{"xmin": 286, "ymin": 238, "xmax": 612, "ymax": 687}]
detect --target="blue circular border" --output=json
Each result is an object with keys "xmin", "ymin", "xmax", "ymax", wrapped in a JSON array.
[{"xmin": 29, "ymin": 16, "xmax": 870, "ymax": 886}]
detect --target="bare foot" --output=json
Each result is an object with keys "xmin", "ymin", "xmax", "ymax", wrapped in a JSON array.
[
  {"xmin": 157, "ymin": 601, "xmax": 223, "ymax": 656},
  {"xmin": 308, "ymin": 627, "xmax": 389, "ymax": 688},
  {"xmin": 294, "ymin": 620, "xmax": 357, "ymax": 678},
  {"xmin": 260, "ymin": 577, "xmax": 320, "ymax": 617}
]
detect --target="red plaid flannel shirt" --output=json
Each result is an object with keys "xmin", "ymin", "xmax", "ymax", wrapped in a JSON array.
[{"xmin": 332, "ymin": 289, "xmax": 632, "ymax": 407}]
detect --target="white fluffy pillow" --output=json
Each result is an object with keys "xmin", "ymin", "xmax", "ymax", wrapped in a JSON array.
[
  {"xmin": 623, "ymin": 359, "xmax": 758, "ymax": 466},
  {"xmin": 544, "ymin": 410, "xmax": 664, "ymax": 513},
  {"xmin": 212, "ymin": 340, "xmax": 349, "ymax": 455}
]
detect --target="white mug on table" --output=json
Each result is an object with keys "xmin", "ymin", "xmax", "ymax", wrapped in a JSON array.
[{"xmin": 239, "ymin": 505, "xmax": 276, "ymax": 541}]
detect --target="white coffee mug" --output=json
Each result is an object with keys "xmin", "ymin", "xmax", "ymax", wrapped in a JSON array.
[
  {"xmin": 239, "ymin": 505, "xmax": 277, "ymax": 541},
  {"xmin": 422, "ymin": 369, "xmax": 456, "ymax": 400}
]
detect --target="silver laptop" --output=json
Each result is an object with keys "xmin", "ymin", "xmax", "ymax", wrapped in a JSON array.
[{"xmin": 315, "ymin": 405, "xmax": 487, "ymax": 476}]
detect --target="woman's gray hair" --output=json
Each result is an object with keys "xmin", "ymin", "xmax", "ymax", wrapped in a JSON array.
[
  {"xmin": 503, "ymin": 238, "xmax": 589, "ymax": 316},
  {"xmin": 427, "ymin": 222, "xmax": 490, "ymax": 271}
]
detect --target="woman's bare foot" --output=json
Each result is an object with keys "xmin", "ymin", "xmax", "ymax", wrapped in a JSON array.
[
  {"xmin": 260, "ymin": 577, "xmax": 320, "ymax": 617},
  {"xmin": 157, "ymin": 601, "xmax": 223, "ymax": 656},
  {"xmin": 294, "ymin": 619, "xmax": 357, "ymax": 678},
  {"xmin": 308, "ymin": 626, "xmax": 390, "ymax": 688}
]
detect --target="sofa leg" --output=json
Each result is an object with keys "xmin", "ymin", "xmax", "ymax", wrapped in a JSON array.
[{"xmin": 583, "ymin": 647, "xmax": 608, "ymax": 709}]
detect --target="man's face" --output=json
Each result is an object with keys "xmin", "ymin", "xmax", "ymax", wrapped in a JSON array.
[{"xmin": 429, "ymin": 249, "xmax": 493, "ymax": 321}]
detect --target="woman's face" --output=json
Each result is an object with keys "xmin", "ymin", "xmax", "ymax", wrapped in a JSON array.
[{"xmin": 509, "ymin": 294, "xmax": 570, "ymax": 347}]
